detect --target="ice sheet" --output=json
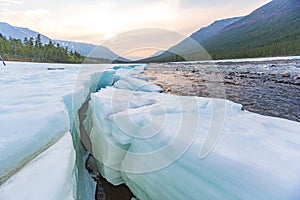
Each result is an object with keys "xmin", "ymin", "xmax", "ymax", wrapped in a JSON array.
[
  {"xmin": 1, "ymin": 60, "xmax": 300, "ymax": 200},
  {"xmin": 0, "ymin": 62, "xmax": 113, "ymax": 198},
  {"xmin": 0, "ymin": 62, "xmax": 146, "ymax": 199},
  {"xmin": 87, "ymin": 81, "xmax": 300, "ymax": 199},
  {"xmin": 0, "ymin": 133, "xmax": 76, "ymax": 200},
  {"xmin": 0, "ymin": 62, "xmax": 76, "ymax": 183}
]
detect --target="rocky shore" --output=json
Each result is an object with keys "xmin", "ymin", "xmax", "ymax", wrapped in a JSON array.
[{"xmin": 142, "ymin": 59, "xmax": 300, "ymax": 122}]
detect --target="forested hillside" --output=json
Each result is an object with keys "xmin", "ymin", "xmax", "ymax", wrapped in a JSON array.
[
  {"xmin": 0, "ymin": 34, "xmax": 84, "ymax": 63},
  {"xmin": 201, "ymin": 0, "xmax": 300, "ymax": 59},
  {"xmin": 139, "ymin": 17, "xmax": 243, "ymax": 63},
  {"xmin": 139, "ymin": 0, "xmax": 300, "ymax": 62}
]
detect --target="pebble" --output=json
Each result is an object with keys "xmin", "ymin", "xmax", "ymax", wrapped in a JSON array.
[
  {"xmin": 281, "ymin": 72, "xmax": 291, "ymax": 77},
  {"xmin": 294, "ymin": 74, "xmax": 300, "ymax": 80}
]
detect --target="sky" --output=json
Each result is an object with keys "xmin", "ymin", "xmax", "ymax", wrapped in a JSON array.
[{"xmin": 0, "ymin": 0, "xmax": 272, "ymax": 58}]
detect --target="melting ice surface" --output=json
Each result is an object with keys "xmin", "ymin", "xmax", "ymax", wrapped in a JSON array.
[
  {"xmin": 87, "ymin": 89, "xmax": 300, "ymax": 200},
  {"xmin": 0, "ymin": 60, "xmax": 300, "ymax": 199},
  {"xmin": 0, "ymin": 62, "xmax": 117, "ymax": 199}
]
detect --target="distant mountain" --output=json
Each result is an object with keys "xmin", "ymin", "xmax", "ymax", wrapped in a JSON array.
[
  {"xmin": 149, "ymin": 50, "xmax": 165, "ymax": 57},
  {"xmin": 0, "ymin": 22, "xmax": 50, "ymax": 43},
  {"xmin": 0, "ymin": 22, "xmax": 129, "ymax": 61},
  {"xmin": 141, "ymin": 0, "xmax": 300, "ymax": 62},
  {"xmin": 201, "ymin": 0, "xmax": 300, "ymax": 59},
  {"xmin": 190, "ymin": 17, "xmax": 243, "ymax": 43},
  {"xmin": 54, "ymin": 40, "xmax": 129, "ymax": 62},
  {"xmin": 139, "ymin": 17, "xmax": 243, "ymax": 62}
]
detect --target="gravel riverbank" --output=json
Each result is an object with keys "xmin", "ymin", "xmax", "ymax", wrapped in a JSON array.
[{"xmin": 142, "ymin": 59, "xmax": 300, "ymax": 122}]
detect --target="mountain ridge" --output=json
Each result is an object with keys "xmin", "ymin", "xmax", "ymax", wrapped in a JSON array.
[
  {"xmin": 201, "ymin": 0, "xmax": 300, "ymax": 59},
  {"xmin": 140, "ymin": 0, "xmax": 299, "ymax": 62},
  {"xmin": 0, "ymin": 22, "xmax": 129, "ymax": 61},
  {"xmin": 139, "ymin": 16, "xmax": 243, "ymax": 62},
  {"xmin": 190, "ymin": 16, "xmax": 243, "ymax": 43}
]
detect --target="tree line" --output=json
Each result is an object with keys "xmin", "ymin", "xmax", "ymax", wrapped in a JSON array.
[{"xmin": 0, "ymin": 34, "xmax": 84, "ymax": 63}]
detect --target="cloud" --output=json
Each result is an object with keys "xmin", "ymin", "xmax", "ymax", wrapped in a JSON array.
[
  {"xmin": 0, "ymin": 0, "xmax": 21, "ymax": 4},
  {"xmin": 46, "ymin": 0, "xmax": 180, "ymax": 43},
  {"xmin": 0, "ymin": 9, "xmax": 54, "ymax": 34},
  {"xmin": 0, "ymin": 0, "xmax": 273, "ymax": 47},
  {"xmin": 180, "ymin": 0, "xmax": 218, "ymax": 9},
  {"xmin": 0, "ymin": 0, "xmax": 22, "ymax": 6},
  {"xmin": 179, "ymin": 0, "xmax": 272, "ymax": 10}
]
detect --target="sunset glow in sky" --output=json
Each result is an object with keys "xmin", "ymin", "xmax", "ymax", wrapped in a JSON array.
[{"xmin": 0, "ymin": 0, "xmax": 272, "ymax": 57}]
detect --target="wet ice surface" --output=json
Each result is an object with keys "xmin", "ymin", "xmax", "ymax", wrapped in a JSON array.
[
  {"xmin": 1, "ymin": 59, "xmax": 300, "ymax": 200},
  {"xmin": 85, "ymin": 57, "xmax": 300, "ymax": 200},
  {"xmin": 89, "ymin": 81, "xmax": 300, "ymax": 200},
  {"xmin": 0, "ymin": 62, "xmax": 77, "ymax": 183},
  {"xmin": 143, "ymin": 58, "xmax": 300, "ymax": 122},
  {"xmin": 0, "ymin": 62, "xmax": 110, "ymax": 199}
]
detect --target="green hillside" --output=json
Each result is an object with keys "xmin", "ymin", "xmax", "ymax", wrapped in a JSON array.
[
  {"xmin": 201, "ymin": 0, "xmax": 300, "ymax": 59},
  {"xmin": 0, "ymin": 34, "xmax": 85, "ymax": 63},
  {"xmin": 0, "ymin": 34, "xmax": 122, "ymax": 64}
]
